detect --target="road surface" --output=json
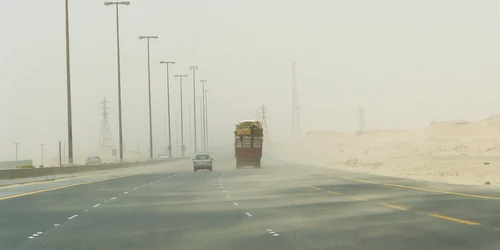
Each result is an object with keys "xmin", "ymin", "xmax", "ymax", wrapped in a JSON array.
[{"xmin": 2, "ymin": 157, "xmax": 500, "ymax": 249}]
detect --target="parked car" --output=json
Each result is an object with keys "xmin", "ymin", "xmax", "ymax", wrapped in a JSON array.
[
  {"xmin": 193, "ymin": 153, "xmax": 213, "ymax": 172},
  {"xmin": 85, "ymin": 156, "xmax": 102, "ymax": 165}
]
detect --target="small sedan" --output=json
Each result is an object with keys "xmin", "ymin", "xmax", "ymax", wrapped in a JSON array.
[
  {"xmin": 193, "ymin": 153, "xmax": 213, "ymax": 172},
  {"xmin": 85, "ymin": 156, "xmax": 102, "ymax": 165}
]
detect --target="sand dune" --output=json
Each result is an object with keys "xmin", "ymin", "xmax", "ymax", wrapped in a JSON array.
[{"xmin": 279, "ymin": 115, "xmax": 500, "ymax": 186}]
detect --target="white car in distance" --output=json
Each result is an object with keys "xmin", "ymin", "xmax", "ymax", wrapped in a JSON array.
[{"xmin": 193, "ymin": 153, "xmax": 213, "ymax": 172}]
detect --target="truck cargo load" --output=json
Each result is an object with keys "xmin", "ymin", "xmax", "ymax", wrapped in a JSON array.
[{"xmin": 234, "ymin": 120, "xmax": 263, "ymax": 168}]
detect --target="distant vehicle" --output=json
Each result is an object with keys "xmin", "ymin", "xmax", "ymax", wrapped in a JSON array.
[
  {"xmin": 234, "ymin": 120, "xmax": 263, "ymax": 168},
  {"xmin": 85, "ymin": 156, "xmax": 102, "ymax": 165},
  {"xmin": 158, "ymin": 153, "xmax": 172, "ymax": 159},
  {"xmin": 193, "ymin": 153, "xmax": 213, "ymax": 172}
]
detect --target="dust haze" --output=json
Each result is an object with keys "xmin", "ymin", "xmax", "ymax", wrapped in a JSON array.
[{"xmin": 2, "ymin": 0, "xmax": 500, "ymax": 184}]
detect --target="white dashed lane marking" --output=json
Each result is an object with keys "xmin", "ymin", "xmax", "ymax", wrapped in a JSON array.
[
  {"xmin": 245, "ymin": 212, "xmax": 252, "ymax": 217},
  {"xmin": 23, "ymin": 174, "xmax": 180, "ymax": 240},
  {"xmin": 233, "ymin": 202, "xmax": 238, "ymax": 206}
]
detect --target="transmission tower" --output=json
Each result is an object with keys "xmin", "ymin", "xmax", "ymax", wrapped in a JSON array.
[
  {"xmin": 292, "ymin": 61, "xmax": 301, "ymax": 141},
  {"xmin": 99, "ymin": 96, "xmax": 114, "ymax": 152},
  {"xmin": 260, "ymin": 104, "xmax": 272, "ymax": 146},
  {"xmin": 358, "ymin": 107, "xmax": 365, "ymax": 133}
]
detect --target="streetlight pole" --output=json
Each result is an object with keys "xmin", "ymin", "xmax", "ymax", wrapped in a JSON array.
[
  {"xmin": 200, "ymin": 80, "xmax": 206, "ymax": 152},
  {"xmin": 13, "ymin": 143, "xmax": 20, "ymax": 161},
  {"xmin": 160, "ymin": 61, "xmax": 175, "ymax": 158},
  {"xmin": 175, "ymin": 74, "xmax": 188, "ymax": 157},
  {"xmin": 188, "ymin": 104, "xmax": 192, "ymax": 155},
  {"xmin": 58, "ymin": 141, "xmax": 62, "ymax": 166},
  {"xmin": 190, "ymin": 66, "xmax": 198, "ymax": 154},
  {"xmin": 65, "ymin": 0, "xmax": 74, "ymax": 164},
  {"xmin": 139, "ymin": 35, "xmax": 158, "ymax": 159},
  {"xmin": 41, "ymin": 144, "xmax": 45, "ymax": 166},
  {"xmin": 204, "ymin": 89, "xmax": 209, "ymax": 152},
  {"xmin": 104, "ymin": 1, "xmax": 130, "ymax": 162}
]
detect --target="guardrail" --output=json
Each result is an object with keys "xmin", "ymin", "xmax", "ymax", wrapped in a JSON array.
[{"xmin": 0, "ymin": 157, "xmax": 188, "ymax": 180}]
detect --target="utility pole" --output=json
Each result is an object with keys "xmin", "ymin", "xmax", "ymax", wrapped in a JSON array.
[
  {"xmin": 104, "ymin": 1, "xmax": 130, "ymax": 162},
  {"xmin": 189, "ymin": 104, "xmax": 193, "ymax": 155},
  {"xmin": 204, "ymin": 89, "xmax": 209, "ymax": 152},
  {"xmin": 200, "ymin": 80, "xmax": 207, "ymax": 152},
  {"xmin": 358, "ymin": 107, "xmax": 365, "ymax": 133},
  {"xmin": 138, "ymin": 35, "xmax": 158, "ymax": 159},
  {"xmin": 63, "ymin": 140, "xmax": 66, "ymax": 164},
  {"xmin": 291, "ymin": 61, "xmax": 301, "ymax": 141},
  {"xmin": 190, "ymin": 66, "xmax": 198, "ymax": 154},
  {"xmin": 175, "ymin": 74, "xmax": 188, "ymax": 156},
  {"xmin": 65, "ymin": 0, "xmax": 74, "ymax": 164},
  {"xmin": 160, "ymin": 61, "xmax": 175, "ymax": 158},
  {"xmin": 58, "ymin": 141, "xmax": 62, "ymax": 166},
  {"xmin": 13, "ymin": 143, "xmax": 20, "ymax": 161},
  {"xmin": 41, "ymin": 144, "xmax": 45, "ymax": 166},
  {"xmin": 198, "ymin": 97, "xmax": 203, "ymax": 152}
]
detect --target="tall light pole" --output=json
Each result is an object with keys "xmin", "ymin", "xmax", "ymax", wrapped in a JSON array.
[
  {"xmin": 160, "ymin": 61, "xmax": 175, "ymax": 158},
  {"xmin": 41, "ymin": 144, "xmax": 45, "ymax": 166},
  {"xmin": 200, "ymin": 80, "xmax": 207, "ymax": 152},
  {"xmin": 188, "ymin": 104, "xmax": 193, "ymax": 155},
  {"xmin": 104, "ymin": 1, "xmax": 130, "ymax": 162},
  {"xmin": 139, "ymin": 35, "xmax": 158, "ymax": 159},
  {"xmin": 204, "ymin": 89, "xmax": 209, "ymax": 152},
  {"xmin": 13, "ymin": 143, "xmax": 20, "ymax": 161},
  {"xmin": 65, "ymin": 0, "xmax": 74, "ymax": 164},
  {"xmin": 175, "ymin": 74, "xmax": 188, "ymax": 156},
  {"xmin": 190, "ymin": 66, "xmax": 198, "ymax": 154},
  {"xmin": 198, "ymin": 96, "xmax": 203, "ymax": 152},
  {"xmin": 58, "ymin": 141, "xmax": 62, "ymax": 166}
]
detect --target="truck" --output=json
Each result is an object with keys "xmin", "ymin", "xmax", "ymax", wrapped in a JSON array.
[{"xmin": 234, "ymin": 120, "xmax": 263, "ymax": 168}]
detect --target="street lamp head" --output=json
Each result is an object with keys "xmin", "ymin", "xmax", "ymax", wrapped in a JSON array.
[
  {"xmin": 139, "ymin": 36, "xmax": 159, "ymax": 40},
  {"xmin": 160, "ymin": 61, "xmax": 176, "ymax": 64},
  {"xmin": 174, "ymin": 74, "xmax": 188, "ymax": 77},
  {"xmin": 190, "ymin": 66, "xmax": 198, "ymax": 70},
  {"xmin": 104, "ymin": 1, "xmax": 130, "ymax": 6}
]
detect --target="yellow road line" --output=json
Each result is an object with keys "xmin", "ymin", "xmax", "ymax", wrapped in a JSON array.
[
  {"xmin": 350, "ymin": 196, "xmax": 368, "ymax": 201},
  {"xmin": 310, "ymin": 186, "xmax": 322, "ymax": 191},
  {"xmin": 327, "ymin": 191, "xmax": 340, "ymax": 195},
  {"xmin": 339, "ymin": 176, "xmax": 500, "ymax": 201},
  {"xmin": 0, "ymin": 174, "xmax": 136, "ymax": 201},
  {"xmin": 428, "ymin": 213, "xmax": 480, "ymax": 225},
  {"xmin": 379, "ymin": 202, "xmax": 409, "ymax": 211}
]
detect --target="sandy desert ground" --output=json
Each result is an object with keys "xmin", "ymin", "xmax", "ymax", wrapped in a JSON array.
[{"xmin": 276, "ymin": 115, "xmax": 500, "ymax": 186}]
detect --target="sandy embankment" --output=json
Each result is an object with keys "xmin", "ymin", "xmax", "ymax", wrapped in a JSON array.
[{"xmin": 278, "ymin": 115, "xmax": 500, "ymax": 186}]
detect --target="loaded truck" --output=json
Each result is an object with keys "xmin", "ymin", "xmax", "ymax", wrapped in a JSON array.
[{"xmin": 234, "ymin": 120, "xmax": 263, "ymax": 168}]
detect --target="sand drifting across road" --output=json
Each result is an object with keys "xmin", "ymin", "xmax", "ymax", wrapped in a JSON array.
[{"xmin": 278, "ymin": 115, "xmax": 500, "ymax": 186}]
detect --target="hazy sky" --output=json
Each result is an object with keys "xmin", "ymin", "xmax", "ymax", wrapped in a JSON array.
[{"xmin": 2, "ymin": 0, "xmax": 500, "ymax": 164}]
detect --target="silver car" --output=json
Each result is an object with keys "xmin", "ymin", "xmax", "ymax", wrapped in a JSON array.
[{"xmin": 193, "ymin": 153, "xmax": 213, "ymax": 172}]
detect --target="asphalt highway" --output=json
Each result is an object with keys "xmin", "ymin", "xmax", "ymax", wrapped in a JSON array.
[{"xmin": 3, "ymin": 157, "xmax": 500, "ymax": 249}]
